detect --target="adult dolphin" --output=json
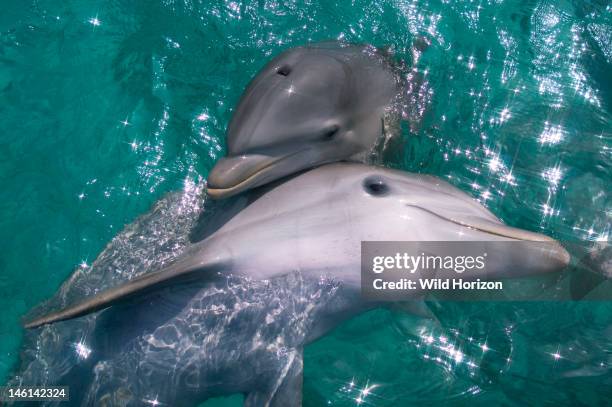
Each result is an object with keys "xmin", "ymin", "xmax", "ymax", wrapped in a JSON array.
[
  {"xmin": 22, "ymin": 163, "xmax": 570, "ymax": 406},
  {"xmin": 206, "ymin": 43, "xmax": 403, "ymax": 199},
  {"xmin": 26, "ymin": 163, "xmax": 569, "ymax": 328}
]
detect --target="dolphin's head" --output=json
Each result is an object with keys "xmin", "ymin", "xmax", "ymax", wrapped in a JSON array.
[
  {"xmin": 211, "ymin": 164, "xmax": 569, "ymax": 285},
  {"xmin": 226, "ymin": 163, "xmax": 567, "ymax": 283},
  {"xmin": 207, "ymin": 44, "xmax": 399, "ymax": 199},
  {"xmin": 329, "ymin": 164, "xmax": 570, "ymax": 278}
]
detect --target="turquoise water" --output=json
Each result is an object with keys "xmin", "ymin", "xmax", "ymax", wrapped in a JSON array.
[{"xmin": 0, "ymin": 0, "xmax": 610, "ymax": 405}]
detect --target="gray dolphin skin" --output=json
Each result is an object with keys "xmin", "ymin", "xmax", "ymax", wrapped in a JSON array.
[
  {"xmin": 206, "ymin": 43, "xmax": 402, "ymax": 199},
  {"xmin": 21, "ymin": 163, "xmax": 570, "ymax": 406},
  {"xmin": 25, "ymin": 163, "xmax": 569, "ymax": 329}
]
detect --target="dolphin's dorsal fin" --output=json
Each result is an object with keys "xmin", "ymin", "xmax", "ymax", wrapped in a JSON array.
[{"xmin": 24, "ymin": 250, "xmax": 223, "ymax": 329}]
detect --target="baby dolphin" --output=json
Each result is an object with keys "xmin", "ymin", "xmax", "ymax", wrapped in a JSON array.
[
  {"xmin": 25, "ymin": 163, "xmax": 569, "ymax": 330},
  {"xmin": 206, "ymin": 43, "xmax": 402, "ymax": 199}
]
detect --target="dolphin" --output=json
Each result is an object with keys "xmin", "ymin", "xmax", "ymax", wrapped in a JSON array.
[
  {"xmin": 206, "ymin": 43, "xmax": 403, "ymax": 199},
  {"xmin": 22, "ymin": 163, "xmax": 569, "ymax": 405},
  {"xmin": 26, "ymin": 162, "xmax": 569, "ymax": 327}
]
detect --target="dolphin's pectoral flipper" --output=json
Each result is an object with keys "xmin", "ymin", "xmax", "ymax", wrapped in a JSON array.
[
  {"xmin": 244, "ymin": 348, "xmax": 303, "ymax": 407},
  {"xmin": 24, "ymin": 249, "xmax": 222, "ymax": 329},
  {"xmin": 569, "ymin": 242, "xmax": 610, "ymax": 299},
  {"xmin": 390, "ymin": 299, "xmax": 438, "ymax": 321}
]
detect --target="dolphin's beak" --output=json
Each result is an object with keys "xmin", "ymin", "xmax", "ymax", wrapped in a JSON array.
[
  {"xmin": 408, "ymin": 204, "xmax": 571, "ymax": 274},
  {"xmin": 207, "ymin": 152, "xmax": 302, "ymax": 199},
  {"xmin": 460, "ymin": 217, "xmax": 570, "ymax": 271}
]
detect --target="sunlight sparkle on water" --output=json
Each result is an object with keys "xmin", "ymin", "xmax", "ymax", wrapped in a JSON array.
[
  {"xmin": 539, "ymin": 122, "xmax": 564, "ymax": 145},
  {"xmin": 72, "ymin": 341, "xmax": 91, "ymax": 359},
  {"xmin": 88, "ymin": 16, "xmax": 101, "ymax": 26},
  {"xmin": 542, "ymin": 165, "xmax": 564, "ymax": 187},
  {"xmin": 447, "ymin": 346, "xmax": 464, "ymax": 363},
  {"xmin": 339, "ymin": 378, "xmax": 378, "ymax": 406},
  {"xmin": 488, "ymin": 155, "xmax": 502, "ymax": 172},
  {"xmin": 454, "ymin": 350, "xmax": 464, "ymax": 363},
  {"xmin": 143, "ymin": 397, "xmax": 161, "ymax": 406},
  {"xmin": 467, "ymin": 55, "xmax": 475, "ymax": 70},
  {"xmin": 541, "ymin": 202, "xmax": 559, "ymax": 217},
  {"xmin": 498, "ymin": 107, "xmax": 511, "ymax": 123},
  {"xmin": 358, "ymin": 382, "xmax": 378, "ymax": 404},
  {"xmin": 552, "ymin": 352, "xmax": 562, "ymax": 360},
  {"xmin": 501, "ymin": 172, "xmax": 515, "ymax": 184}
]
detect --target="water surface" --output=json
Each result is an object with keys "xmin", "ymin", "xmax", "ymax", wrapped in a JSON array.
[{"xmin": 0, "ymin": 0, "xmax": 610, "ymax": 405}]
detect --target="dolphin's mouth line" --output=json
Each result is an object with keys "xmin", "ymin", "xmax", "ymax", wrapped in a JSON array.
[
  {"xmin": 207, "ymin": 149, "xmax": 308, "ymax": 197},
  {"xmin": 405, "ymin": 204, "xmax": 555, "ymax": 242}
]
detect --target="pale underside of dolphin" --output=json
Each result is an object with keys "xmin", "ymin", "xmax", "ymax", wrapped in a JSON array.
[
  {"xmin": 206, "ymin": 42, "xmax": 404, "ymax": 199},
  {"xmin": 25, "ymin": 163, "xmax": 569, "ymax": 330}
]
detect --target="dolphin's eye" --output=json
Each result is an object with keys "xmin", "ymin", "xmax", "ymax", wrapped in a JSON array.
[
  {"xmin": 276, "ymin": 65, "xmax": 291, "ymax": 76},
  {"xmin": 363, "ymin": 177, "xmax": 389, "ymax": 197},
  {"xmin": 322, "ymin": 125, "xmax": 339, "ymax": 141}
]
